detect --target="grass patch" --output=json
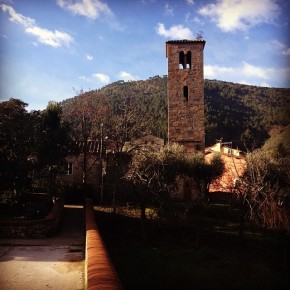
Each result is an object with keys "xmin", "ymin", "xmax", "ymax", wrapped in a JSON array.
[{"xmin": 95, "ymin": 205, "xmax": 290, "ymax": 290}]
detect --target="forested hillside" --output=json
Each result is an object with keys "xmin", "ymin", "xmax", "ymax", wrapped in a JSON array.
[{"xmin": 61, "ymin": 76, "xmax": 290, "ymax": 151}]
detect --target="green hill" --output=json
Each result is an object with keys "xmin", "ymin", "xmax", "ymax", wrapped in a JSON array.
[
  {"xmin": 262, "ymin": 124, "xmax": 290, "ymax": 156},
  {"xmin": 61, "ymin": 76, "xmax": 290, "ymax": 151}
]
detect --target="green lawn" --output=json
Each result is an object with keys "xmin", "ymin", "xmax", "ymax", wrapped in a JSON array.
[{"xmin": 95, "ymin": 205, "xmax": 290, "ymax": 290}]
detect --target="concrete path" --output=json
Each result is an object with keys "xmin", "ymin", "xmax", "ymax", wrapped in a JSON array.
[{"xmin": 0, "ymin": 205, "xmax": 85, "ymax": 290}]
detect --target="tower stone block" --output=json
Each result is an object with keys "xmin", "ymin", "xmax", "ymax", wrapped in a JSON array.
[{"xmin": 166, "ymin": 40, "xmax": 206, "ymax": 154}]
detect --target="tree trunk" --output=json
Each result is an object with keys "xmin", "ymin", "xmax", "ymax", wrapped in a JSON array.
[
  {"xmin": 139, "ymin": 190, "xmax": 147, "ymax": 244},
  {"xmin": 239, "ymin": 203, "xmax": 247, "ymax": 244}
]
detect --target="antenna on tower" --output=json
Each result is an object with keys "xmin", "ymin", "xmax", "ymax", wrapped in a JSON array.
[{"xmin": 196, "ymin": 31, "xmax": 204, "ymax": 40}]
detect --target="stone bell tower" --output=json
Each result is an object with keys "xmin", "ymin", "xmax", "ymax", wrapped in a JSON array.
[{"xmin": 166, "ymin": 39, "xmax": 206, "ymax": 154}]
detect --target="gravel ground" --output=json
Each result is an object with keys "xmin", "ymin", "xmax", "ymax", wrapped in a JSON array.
[{"xmin": 0, "ymin": 205, "xmax": 85, "ymax": 290}]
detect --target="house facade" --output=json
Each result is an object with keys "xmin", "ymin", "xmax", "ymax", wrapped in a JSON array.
[
  {"xmin": 205, "ymin": 140, "xmax": 246, "ymax": 195},
  {"xmin": 62, "ymin": 140, "xmax": 103, "ymax": 201}
]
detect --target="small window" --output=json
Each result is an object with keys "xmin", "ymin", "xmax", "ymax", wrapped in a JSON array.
[
  {"xmin": 186, "ymin": 51, "xmax": 191, "ymax": 69},
  {"xmin": 179, "ymin": 51, "xmax": 184, "ymax": 69},
  {"xmin": 183, "ymin": 86, "xmax": 189, "ymax": 102},
  {"xmin": 66, "ymin": 163, "xmax": 73, "ymax": 175}
]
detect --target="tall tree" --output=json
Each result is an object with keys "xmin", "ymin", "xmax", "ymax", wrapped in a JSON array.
[
  {"xmin": 35, "ymin": 101, "xmax": 72, "ymax": 194},
  {"xmin": 0, "ymin": 99, "xmax": 36, "ymax": 193},
  {"xmin": 184, "ymin": 152, "xmax": 225, "ymax": 204},
  {"xmin": 236, "ymin": 149, "xmax": 290, "ymax": 233}
]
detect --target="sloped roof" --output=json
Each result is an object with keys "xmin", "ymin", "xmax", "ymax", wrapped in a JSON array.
[{"xmin": 68, "ymin": 140, "xmax": 102, "ymax": 154}]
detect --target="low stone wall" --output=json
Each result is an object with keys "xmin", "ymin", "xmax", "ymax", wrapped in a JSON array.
[
  {"xmin": 0, "ymin": 199, "xmax": 64, "ymax": 239},
  {"xmin": 86, "ymin": 199, "xmax": 123, "ymax": 290}
]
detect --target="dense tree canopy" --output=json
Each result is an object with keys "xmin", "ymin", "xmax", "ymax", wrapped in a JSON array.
[
  {"xmin": 0, "ymin": 99, "xmax": 71, "ymax": 194},
  {"xmin": 0, "ymin": 99, "xmax": 36, "ymax": 191},
  {"xmin": 124, "ymin": 144, "xmax": 225, "ymax": 220}
]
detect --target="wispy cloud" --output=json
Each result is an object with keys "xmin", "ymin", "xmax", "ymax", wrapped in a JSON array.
[
  {"xmin": 185, "ymin": 12, "xmax": 204, "ymax": 25},
  {"xmin": 164, "ymin": 3, "xmax": 174, "ymax": 16},
  {"xmin": 155, "ymin": 23, "xmax": 193, "ymax": 39},
  {"xmin": 205, "ymin": 62, "xmax": 273, "ymax": 80},
  {"xmin": 56, "ymin": 0, "xmax": 113, "ymax": 20},
  {"xmin": 205, "ymin": 65, "xmax": 234, "ymax": 78},
  {"xmin": 283, "ymin": 48, "xmax": 290, "ymax": 56},
  {"xmin": 86, "ymin": 54, "xmax": 94, "ymax": 60},
  {"xmin": 1, "ymin": 4, "xmax": 73, "ymax": 47},
  {"xmin": 186, "ymin": 0, "xmax": 195, "ymax": 5},
  {"xmin": 118, "ymin": 71, "xmax": 139, "ymax": 81},
  {"xmin": 56, "ymin": 0, "xmax": 122, "ymax": 30},
  {"xmin": 92, "ymin": 73, "xmax": 111, "ymax": 84},
  {"xmin": 140, "ymin": 0, "xmax": 156, "ymax": 5},
  {"xmin": 199, "ymin": 0, "xmax": 280, "ymax": 32},
  {"xmin": 241, "ymin": 61, "xmax": 273, "ymax": 79},
  {"xmin": 78, "ymin": 75, "xmax": 91, "ymax": 82},
  {"xmin": 271, "ymin": 40, "xmax": 290, "ymax": 56},
  {"xmin": 205, "ymin": 61, "xmax": 290, "ymax": 87},
  {"xmin": 79, "ymin": 73, "xmax": 110, "ymax": 84}
]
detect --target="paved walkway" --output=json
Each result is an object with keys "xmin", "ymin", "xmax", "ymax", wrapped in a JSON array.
[{"xmin": 0, "ymin": 205, "xmax": 85, "ymax": 290}]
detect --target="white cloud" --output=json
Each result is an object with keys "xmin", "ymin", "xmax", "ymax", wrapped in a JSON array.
[
  {"xmin": 86, "ymin": 54, "xmax": 94, "ymax": 60},
  {"xmin": 165, "ymin": 3, "xmax": 174, "ymax": 16},
  {"xmin": 1, "ymin": 4, "xmax": 35, "ymax": 26},
  {"xmin": 241, "ymin": 61, "xmax": 273, "ymax": 79},
  {"xmin": 204, "ymin": 61, "xmax": 290, "ymax": 87},
  {"xmin": 271, "ymin": 40, "xmax": 290, "ymax": 56},
  {"xmin": 239, "ymin": 80, "xmax": 270, "ymax": 87},
  {"xmin": 283, "ymin": 48, "xmax": 290, "ymax": 56},
  {"xmin": 185, "ymin": 13, "xmax": 204, "ymax": 25},
  {"xmin": 199, "ymin": 0, "xmax": 280, "ymax": 32},
  {"xmin": 186, "ymin": 0, "xmax": 195, "ymax": 5},
  {"xmin": 140, "ymin": 0, "xmax": 156, "ymax": 5},
  {"xmin": 155, "ymin": 23, "xmax": 193, "ymax": 39},
  {"xmin": 260, "ymin": 81, "xmax": 271, "ymax": 87},
  {"xmin": 205, "ymin": 62, "xmax": 274, "ymax": 80},
  {"xmin": 25, "ymin": 26, "xmax": 73, "ymax": 47},
  {"xmin": 78, "ymin": 75, "xmax": 91, "ymax": 82},
  {"xmin": 204, "ymin": 65, "xmax": 234, "ymax": 77},
  {"xmin": 56, "ymin": 0, "xmax": 113, "ymax": 20},
  {"xmin": 92, "ymin": 73, "xmax": 111, "ymax": 84},
  {"xmin": 1, "ymin": 4, "xmax": 73, "ymax": 47},
  {"xmin": 118, "ymin": 71, "xmax": 139, "ymax": 81}
]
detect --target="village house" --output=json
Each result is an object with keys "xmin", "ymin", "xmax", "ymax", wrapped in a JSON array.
[
  {"xmin": 205, "ymin": 140, "xmax": 246, "ymax": 201},
  {"xmin": 62, "ymin": 139, "xmax": 103, "ymax": 201},
  {"xmin": 62, "ymin": 136, "xmax": 166, "ymax": 202}
]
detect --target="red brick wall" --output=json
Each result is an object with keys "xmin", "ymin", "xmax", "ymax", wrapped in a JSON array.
[{"xmin": 86, "ymin": 199, "xmax": 123, "ymax": 290}]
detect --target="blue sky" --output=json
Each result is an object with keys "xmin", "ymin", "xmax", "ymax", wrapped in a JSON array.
[{"xmin": 1, "ymin": 0, "xmax": 289, "ymax": 110}]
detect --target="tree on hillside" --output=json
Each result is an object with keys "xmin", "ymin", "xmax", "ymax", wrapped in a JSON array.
[
  {"xmin": 105, "ymin": 93, "xmax": 152, "ymax": 153},
  {"xmin": 62, "ymin": 77, "xmax": 290, "ymax": 151}
]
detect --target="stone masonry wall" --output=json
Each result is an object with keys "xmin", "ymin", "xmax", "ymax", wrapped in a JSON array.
[
  {"xmin": 0, "ymin": 199, "xmax": 64, "ymax": 239},
  {"xmin": 166, "ymin": 40, "xmax": 206, "ymax": 154}
]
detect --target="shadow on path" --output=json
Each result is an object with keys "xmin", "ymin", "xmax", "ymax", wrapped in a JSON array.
[{"xmin": 0, "ymin": 205, "xmax": 85, "ymax": 290}]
